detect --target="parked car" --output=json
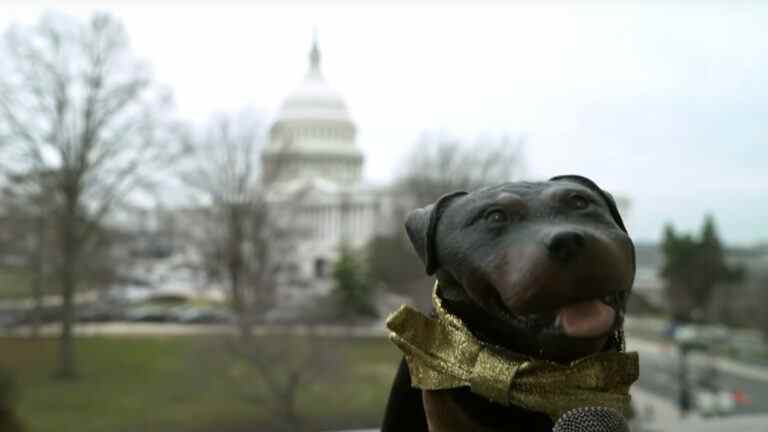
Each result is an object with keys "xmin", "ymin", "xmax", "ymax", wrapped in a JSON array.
[
  {"xmin": 0, "ymin": 312, "xmax": 22, "ymax": 329},
  {"xmin": 76, "ymin": 304, "xmax": 125, "ymax": 322},
  {"xmin": 173, "ymin": 306, "xmax": 234, "ymax": 324},
  {"xmin": 693, "ymin": 365, "xmax": 736, "ymax": 417},
  {"xmin": 125, "ymin": 305, "xmax": 176, "ymax": 322},
  {"xmin": 695, "ymin": 389, "xmax": 736, "ymax": 417}
]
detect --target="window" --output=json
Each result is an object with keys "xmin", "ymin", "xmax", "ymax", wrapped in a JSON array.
[{"xmin": 314, "ymin": 257, "xmax": 327, "ymax": 278}]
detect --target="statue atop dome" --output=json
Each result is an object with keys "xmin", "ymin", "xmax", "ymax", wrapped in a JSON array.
[{"xmin": 308, "ymin": 30, "xmax": 321, "ymax": 77}]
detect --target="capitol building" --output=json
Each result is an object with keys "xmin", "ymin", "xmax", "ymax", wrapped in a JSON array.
[{"xmin": 264, "ymin": 38, "xmax": 397, "ymax": 306}]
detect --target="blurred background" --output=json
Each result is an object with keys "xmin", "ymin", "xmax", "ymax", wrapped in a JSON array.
[{"xmin": 0, "ymin": 2, "xmax": 766, "ymax": 431}]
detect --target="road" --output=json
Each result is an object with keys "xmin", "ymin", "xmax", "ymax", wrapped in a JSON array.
[{"xmin": 628, "ymin": 338, "xmax": 768, "ymax": 417}]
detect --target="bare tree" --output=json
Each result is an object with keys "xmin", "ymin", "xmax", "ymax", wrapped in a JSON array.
[
  {"xmin": 235, "ymin": 334, "xmax": 339, "ymax": 431},
  {"xmin": 0, "ymin": 13, "xmax": 182, "ymax": 378},
  {"xmin": 368, "ymin": 132, "xmax": 526, "ymax": 306},
  {"xmin": 397, "ymin": 131, "xmax": 526, "ymax": 205},
  {"xmin": 181, "ymin": 111, "xmax": 290, "ymax": 340}
]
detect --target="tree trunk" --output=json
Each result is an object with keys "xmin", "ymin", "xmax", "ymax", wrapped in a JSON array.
[
  {"xmin": 53, "ymin": 196, "xmax": 79, "ymax": 379},
  {"xmin": 279, "ymin": 372, "xmax": 302, "ymax": 432},
  {"xmin": 228, "ymin": 207, "xmax": 251, "ymax": 341},
  {"xmin": 29, "ymin": 214, "xmax": 46, "ymax": 338},
  {"xmin": 54, "ymin": 261, "xmax": 77, "ymax": 379},
  {"xmin": 230, "ymin": 264, "xmax": 252, "ymax": 341}
]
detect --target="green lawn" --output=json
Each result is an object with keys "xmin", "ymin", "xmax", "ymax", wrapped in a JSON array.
[
  {"xmin": 0, "ymin": 334, "xmax": 401, "ymax": 432},
  {"xmin": 0, "ymin": 267, "xmax": 35, "ymax": 300}
]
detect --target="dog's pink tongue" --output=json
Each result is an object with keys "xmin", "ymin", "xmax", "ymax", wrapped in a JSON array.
[{"xmin": 558, "ymin": 300, "xmax": 615, "ymax": 338}]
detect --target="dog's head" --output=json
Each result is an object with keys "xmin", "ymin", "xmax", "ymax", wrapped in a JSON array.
[{"xmin": 405, "ymin": 175, "xmax": 635, "ymax": 363}]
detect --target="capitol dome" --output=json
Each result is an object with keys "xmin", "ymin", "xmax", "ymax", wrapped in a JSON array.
[{"xmin": 263, "ymin": 37, "xmax": 363, "ymax": 185}]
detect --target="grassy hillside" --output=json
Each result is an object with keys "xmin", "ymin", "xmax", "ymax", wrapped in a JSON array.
[{"xmin": 0, "ymin": 334, "xmax": 401, "ymax": 432}]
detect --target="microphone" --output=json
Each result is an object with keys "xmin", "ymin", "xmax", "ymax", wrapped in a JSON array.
[{"xmin": 553, "ymin": 407, "xmax": 629, "ymax": 432}]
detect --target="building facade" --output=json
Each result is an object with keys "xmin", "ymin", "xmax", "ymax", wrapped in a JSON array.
[{"xmin": 264, "ymin": 39, "xmax": 396, "ymax": 306}]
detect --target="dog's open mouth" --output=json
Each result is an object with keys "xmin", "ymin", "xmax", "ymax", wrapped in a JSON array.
[
  {"xmin": 555, "ymin": 299, "xmax": 615, "ymax": 338},
  {"xmin": 494, "ymin": 291, "xmax": 625, "ymax": 340}
]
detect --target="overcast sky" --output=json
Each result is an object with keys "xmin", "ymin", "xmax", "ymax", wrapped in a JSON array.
[{"xmin": 2, "ymin": 1, "xmax": 766, "ymax": 245}]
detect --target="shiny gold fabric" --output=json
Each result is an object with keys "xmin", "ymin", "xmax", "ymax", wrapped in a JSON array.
[{"xmin": 385, "ymin": 285, "xmax": 639, "ymax": 420}]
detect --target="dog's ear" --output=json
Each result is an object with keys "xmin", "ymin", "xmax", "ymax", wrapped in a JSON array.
[
  {"xmin": 405, "ymin": 191, "xmax": 468, "ymax": 275},
  {"xmin": 405, "ymin": 206, "xmax": 435, "ymax": 274},
  {"xmin": 549, "ymin": 175, "xmax": 628, "ymax": 233}
]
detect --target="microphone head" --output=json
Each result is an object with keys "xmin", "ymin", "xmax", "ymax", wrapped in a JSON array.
[{"xmin": 553, "ymin": 407, "xmax": 629, "ymax": 432}]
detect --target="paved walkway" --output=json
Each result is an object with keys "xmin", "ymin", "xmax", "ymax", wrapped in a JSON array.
[
  {"xmin": 0, "ymin": 290, "xmax": 99, "ymax": 309},
  {"xmin": 2, "ymin": 322, "xmax": 390, "ymax": 338}
]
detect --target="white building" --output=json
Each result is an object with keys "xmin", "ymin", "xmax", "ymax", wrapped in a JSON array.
[{"xmin": 264, "ymin": 38, "xmax": 396, "ymax": 305}]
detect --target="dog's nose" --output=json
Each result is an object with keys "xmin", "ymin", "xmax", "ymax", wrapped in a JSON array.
[{"xmin": 548, "ymin": 231, "xmax": 586, "ymax": 262}]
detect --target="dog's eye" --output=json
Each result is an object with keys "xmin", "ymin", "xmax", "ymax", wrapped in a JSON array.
[
  {"xmin": 484, "ymin": 209, "xmax": 509, "ymax": 223},
  {"xmin": 567, "ymin": 193, "xmax": 590, "ymax": 210}
]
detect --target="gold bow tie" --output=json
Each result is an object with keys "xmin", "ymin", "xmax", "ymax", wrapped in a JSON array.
[{"xmin": 385, "ymin": 285, "xmax": 639, "ymax": 420}]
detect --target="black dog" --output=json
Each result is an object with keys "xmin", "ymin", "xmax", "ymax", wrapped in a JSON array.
[{"xmin": 381, "ymin": 175, "xmax": 635, "ymax": 432}]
